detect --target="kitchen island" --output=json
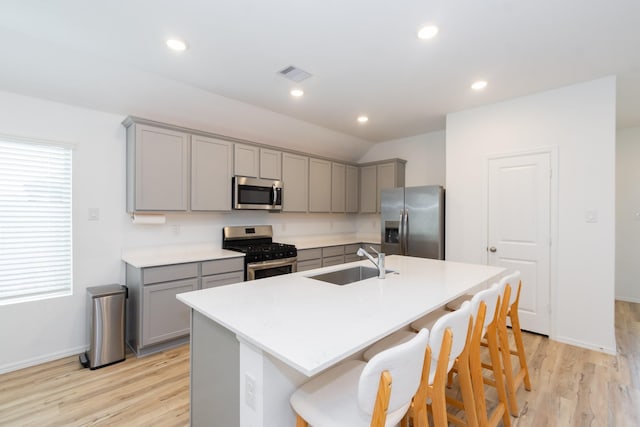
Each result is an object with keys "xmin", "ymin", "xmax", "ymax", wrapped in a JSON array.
[{"xmin": 177, "ymin": 255, "xmax": 505, "ymax": 426}]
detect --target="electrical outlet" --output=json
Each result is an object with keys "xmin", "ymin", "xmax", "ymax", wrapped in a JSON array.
[
  {"xmin": 88, "ymin": 208, "xmax": 100, "ymax": 221},
  {"xmin": 245, "ymin": 374, "xmax": 256, "ymax": 410}
]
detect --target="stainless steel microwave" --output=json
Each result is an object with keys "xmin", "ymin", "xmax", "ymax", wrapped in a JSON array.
[{"xmin": 232, "ymin": 176, "xmax": 283, "ymax": 211}]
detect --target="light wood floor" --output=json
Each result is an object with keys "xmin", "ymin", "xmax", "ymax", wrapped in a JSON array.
[{"xmin": 1, "ymin": 301, "xmax": 638, "ymax": 426}]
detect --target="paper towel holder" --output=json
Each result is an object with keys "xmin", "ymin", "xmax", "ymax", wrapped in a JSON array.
[{"xmin": 131, "ymin": 213, "xmax": 166, "ymax": 225}]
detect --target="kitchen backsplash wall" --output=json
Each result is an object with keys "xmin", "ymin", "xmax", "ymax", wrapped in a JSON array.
[{"xmin": 121, "ymin": 211, "xmax": 365, "ymax": 249}]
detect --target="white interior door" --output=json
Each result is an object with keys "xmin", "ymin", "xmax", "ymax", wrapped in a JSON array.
[{"xmin": 487, "ymin": 152, "xmax": 551, "ymax": 335}]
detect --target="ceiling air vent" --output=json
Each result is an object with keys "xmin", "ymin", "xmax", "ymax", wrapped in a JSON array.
[{"xmin": 277, "ymin": 65, "xmax": 312, "ymax": 82}]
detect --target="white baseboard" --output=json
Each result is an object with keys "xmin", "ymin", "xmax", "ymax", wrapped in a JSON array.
[
  {"xmin": 615, "ymin": 296, "xmax": 640, "ymax": 304},
  {"xmin": 0, "ymin": 345, "xmax": 88, "ymax": 375},
  {"xmin": 553, "ymin": 336, "xmax": 616, "ymax": 355}
]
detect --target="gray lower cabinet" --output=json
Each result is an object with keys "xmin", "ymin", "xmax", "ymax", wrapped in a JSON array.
[
  {"xmin": 201, "ymin": 258, "xmax": 244, "ymax": 289},
  {"xmin": 142, "ymin": 278, "xmax": 197, "ymax": 346},
  {"xmin": 322, "ymin": 246, "xmax": 345, "ymax": 267},
  {"xmin": 126, "ymin": 262, "xmax": 198, "ymax": 355},
  {"xmin": 126, "ymin": 256, "xmax": 244, "ymax": 356},
  {"xmin": 297, "ymin": 248, "xmax": 323, "ymax": 272},
  {"xmin": 344, "ymin": 243, "xmax": 362, "ymax": 263},
  {"xmin": 297, "ymin": 243, "xmax": 382, "ymax": 272}
]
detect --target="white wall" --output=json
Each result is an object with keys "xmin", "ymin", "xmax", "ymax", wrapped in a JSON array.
[
  {"xmin": 0, "ymin": 90, "xmax": 362, "ymax": 373},
  {"xmin": 616, "ymin": 126, "xmax": 640, "ymax": 302},
  {"xmin": 446, "ymin": 77, "xmax": 617, "ymax": 353},
  {"xmin": 358, "ymin": 131, "xmax": 446, "ymax": 187}
]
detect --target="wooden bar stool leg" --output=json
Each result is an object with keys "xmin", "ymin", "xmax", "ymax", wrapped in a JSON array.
[
  {"xmin": 457, "ymin": 354, "xmax": 478, "ymax": 427},
  {"xmin": 486, "ymin": 323, "xmax": 511, "ymax": 427},
  {"xmin": 510, "ymin": 305, "xmax": 532, "ymax": 391},
  {"xmin": 498, "ymin": 315, "xmax": 520, "ymax": 417},
  {"xmin": 295, "ymin": 414, "xmax": 308, "ymax": 427}
]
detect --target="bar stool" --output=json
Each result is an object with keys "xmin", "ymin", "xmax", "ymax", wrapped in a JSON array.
[
  {"xmin": 466, "ymin": 284, "xmax": 511, "ymax": 427},
  {"xmin": 290, "ymin": 328, "xmax": 429, "ymax": 427},
  {"xmin": 496, "ymin": 271, "xmax": 532, "ymax": 417},
  {"xmin": 363, "ymin": 302, "xmax": 474, "ymax": 427}
]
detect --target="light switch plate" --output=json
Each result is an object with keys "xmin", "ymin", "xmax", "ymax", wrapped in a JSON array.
[{"xmin": 88, "ymin": 208, "xmax": 100, "ymax": 221}]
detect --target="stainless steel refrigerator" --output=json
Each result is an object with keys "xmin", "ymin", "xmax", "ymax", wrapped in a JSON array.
[{"xmin": 381, "ymin": 185, "xmax": 445, "ymax": 259}]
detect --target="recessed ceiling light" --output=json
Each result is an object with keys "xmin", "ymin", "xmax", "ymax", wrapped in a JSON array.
[
  {"xmin": 417, "ymin": 25, "xmax": 439, "ymax": 40},
  {"xmin": 166, "ymin": 39, "xmax": 188, "ymax": 52},
  {"xmin": 290, "ymin": 89, "xmax": 304, "ymax": 97},
  {"xmin": 357, "ymin": 116, "xmax": 369, "ymax": 124},
  {"xmin": 471, "ymin": 80, "xmax": 488, "ymax": 90}
]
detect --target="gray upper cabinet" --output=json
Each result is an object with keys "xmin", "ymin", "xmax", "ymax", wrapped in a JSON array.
[
  {"xmin": 345, "ymin": 165, "xmax": 359, "ymax": 213},
  {"xmin": 123, "ymin": 117, "xmax": 403, "ymax": 216},
  {"xmin": 359, "ymin": 165, "xmax": 378, "ymax": 213},
  {"xmin": 331, "ymin": 163, "xmax": 346, "ymax": 213},
  {"xmin": 282, "ymin": 153, "xmax": 308, "ymax": 212},
  {"xmin": 234, "ymin": 143, "xmax": 259, "ymax": 177},
  {"xmin": 309, "ymin": 158, "xmax": 332, "ymax": 213},
  {"xmin": 191, "ymin": 135, "xmax": 233, "ymax": 211},
  {"xmin": 359, "ymin": 160, "xmax": 406, "ymax": 213},
  {"xmin": 376, "ymin": 161, "xmax": 406, "ymax": 212},
  {"xmin": 126, "ymin": 123, "xmax": 189, "ymax": 212},
  {"xmin": 259, "ymin": 148, "xmax": 282, "ymax": 180}
]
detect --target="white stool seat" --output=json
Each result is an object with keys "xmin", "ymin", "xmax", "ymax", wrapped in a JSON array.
[
  {"xmin": 290, "ymin": 359, "xmax": 408, "ymax": 427},
  {"xmin": 290, "ymin": 329, "xmax": 429, "ymax": 427},
  {"xmin": 364, "ymin": 307, "xmax": 449, "ymax": 362}
]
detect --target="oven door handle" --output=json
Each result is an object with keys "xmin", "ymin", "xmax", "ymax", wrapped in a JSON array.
[
  {"xmin": 246, "ymin": 257, "xmax": 297, "ymax": 281},
  {"xmin": 247, "ymin": 257, "xmax": 297, "ymax": 270}
]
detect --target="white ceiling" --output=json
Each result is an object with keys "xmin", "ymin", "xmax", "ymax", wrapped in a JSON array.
[{"xmin": 1, "ymin": 0, "xmax": 639, "ymax": 143}]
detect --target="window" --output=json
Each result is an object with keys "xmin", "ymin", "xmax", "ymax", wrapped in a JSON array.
[{"xmin": 0, "ymin": 137, "xmax": 72, "ymax": 305}]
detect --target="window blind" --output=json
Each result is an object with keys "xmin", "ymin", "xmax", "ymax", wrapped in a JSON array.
[{"xmin": 0, "ymin": 139, "xmax": 72, "ymax": 305}]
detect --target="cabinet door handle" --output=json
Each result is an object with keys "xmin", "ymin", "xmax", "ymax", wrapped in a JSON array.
[{"xmin": 488, "ymin": 246, "xmax": 497, "ymax": 253}]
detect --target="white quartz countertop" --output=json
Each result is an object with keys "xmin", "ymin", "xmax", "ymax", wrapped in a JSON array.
[
  {"xmin": 177, "ymin": 256, "xmax": 505, "ymax": 377},
  {"xmin": 278, "ymin": 234, "xmax": 380, "ymax": 249},
  {"xmin": 121, "ymin": 243, "xmax": 244, "ymax": 268},
  {"xmin": 121, "ymin": 235, "xmax": 380, "ymax": 267}
]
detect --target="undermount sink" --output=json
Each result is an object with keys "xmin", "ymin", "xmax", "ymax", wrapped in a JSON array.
[{"xmin": 307, "ymin": 266, "xmax": 389, "ymax": 286}]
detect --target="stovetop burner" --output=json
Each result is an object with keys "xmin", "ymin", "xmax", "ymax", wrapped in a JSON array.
[{"xmin": 222, "ymin": 225, "xmax": 297, "ymax": 263}]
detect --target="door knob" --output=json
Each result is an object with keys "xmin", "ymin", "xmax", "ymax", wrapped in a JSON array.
[{"xmin": 489, "ymin": 246, "xmax": 497, "ymax": 253}]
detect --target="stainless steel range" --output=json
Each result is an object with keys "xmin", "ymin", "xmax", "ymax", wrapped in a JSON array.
[{"xmin": 222, "ymin": 225, "xmax": 297, "ymax": 281}]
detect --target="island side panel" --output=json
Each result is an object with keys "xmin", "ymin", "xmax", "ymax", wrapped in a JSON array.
[
  {"xmin": 191, "ymin": 310, "xmax": 240, "ymax": 426},
  {"xmin": 239, "ymin": 339, "xmax": 309, "ymax": 427},
  {"xmin": 262, "ymin": 353, "xmax": 308, "ymax": 426}
]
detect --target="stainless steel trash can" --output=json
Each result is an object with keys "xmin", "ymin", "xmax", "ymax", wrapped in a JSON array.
[{"xmin": 79, "ymin": 284, "xmax": 127, "ymax": 369}]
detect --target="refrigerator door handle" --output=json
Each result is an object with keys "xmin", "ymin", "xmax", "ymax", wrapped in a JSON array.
[
  {"xmin": 399, "ymin": 209, "xmax": 406, "ymax": 255},
  {"xmin": 403, "ymin": 208, "xmax": 409, "ymax": 255}
]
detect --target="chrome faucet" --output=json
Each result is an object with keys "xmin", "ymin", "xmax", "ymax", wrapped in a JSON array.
[{"xmin": 357, "ymin": 246, "xmax": 386, "ymax": 279}]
